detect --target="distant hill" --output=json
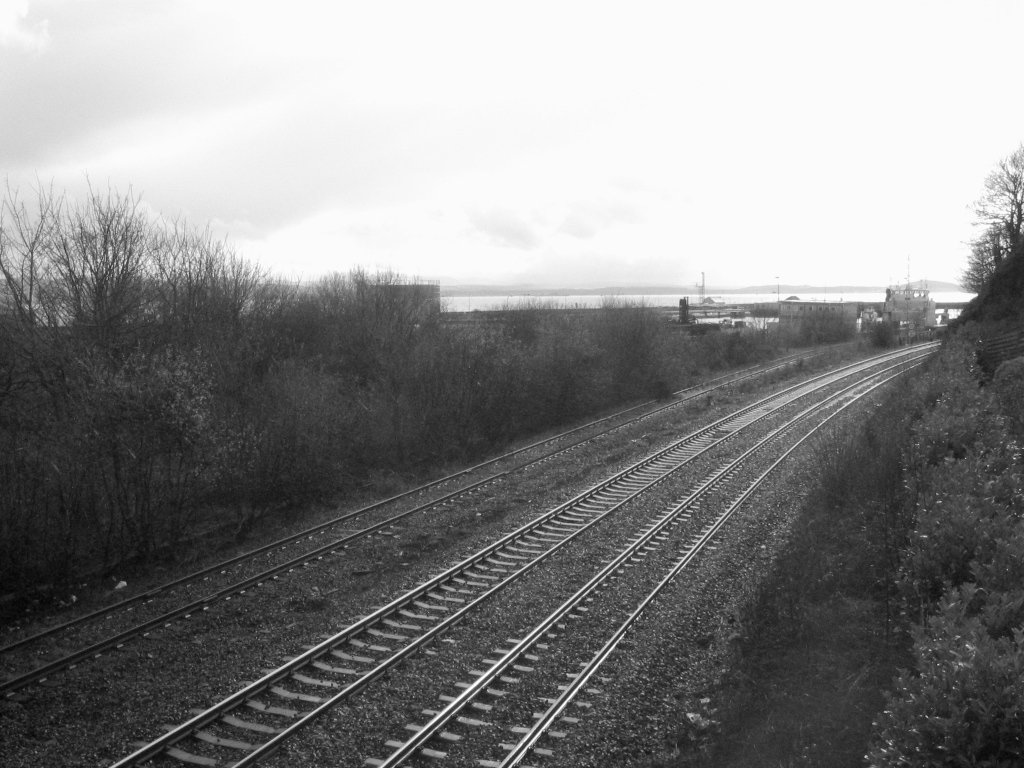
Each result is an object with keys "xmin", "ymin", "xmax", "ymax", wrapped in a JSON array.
[
  {"xmin": 443, "ymin": 280, "xmax": 966, "ymax": 296},
  {"xmin": 736, "ymin": 280, "xmax": 964, "ymax": 294}
]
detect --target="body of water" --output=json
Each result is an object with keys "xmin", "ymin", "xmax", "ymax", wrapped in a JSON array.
[{"xmin": 442, "ymin": 291, "xmax": 976, "ymax": 312}]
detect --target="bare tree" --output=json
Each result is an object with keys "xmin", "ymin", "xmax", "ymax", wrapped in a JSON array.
[
  {"xmin": 47, "ymin": 184, "xmax": 155, "ymax": 348},
  {"xmin": 0, "ymin": 181, "xmax": 64, "ymax": 328},
  {"xmin": 962, "ymin": 223, "xmax": 1005, "ymax": 292},
  {"xmin": 0, "ymin": 183, "xmax": 73, "ymax": 412},
  {"xmin": 973, "ymin": 144, "xmax": 1024, "ymax": 258},
  {"xmin": 151, "ymin": 220, "xmax": 266, "ymax": 339}
]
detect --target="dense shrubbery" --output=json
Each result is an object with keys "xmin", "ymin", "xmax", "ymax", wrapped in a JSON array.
[
  {"xmin": 0, "ymin": 185, "xmax": 785, "ymax": 596},
  {"xmin": 870, "ymin": 319, "xmax": 898, "ymax": 348},
  {"xmin": 782, "ymin": 310, "xmax": 857, "ymax": 346},
  {"xmin": 868, "ymin": 333, "xmax": 1024, "ymax": 766}
]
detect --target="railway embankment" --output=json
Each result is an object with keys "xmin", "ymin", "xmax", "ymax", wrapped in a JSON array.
[
  {"xmin": 680, "ymin": 330, "xmax": 1024, "ymax": 767},
  {"xmin": 0, "ymin": 344, "xmax": 915, "ymax": 767}
]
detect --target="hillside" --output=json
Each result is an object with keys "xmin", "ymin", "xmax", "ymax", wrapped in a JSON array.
[
  {"xmin": 442, "ymin": 280, "xmax": 965, "ymax": 297},
  {"xmin": 690, "ymin": 254, "xmax": 1024, "ymax": 768},
  {"xmin": 957, "ymin": 249, "xmax": 1024, "ymax": 325}
]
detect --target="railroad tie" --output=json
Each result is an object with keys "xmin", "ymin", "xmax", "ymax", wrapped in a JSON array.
[
  {"xmin": 499, "ymin": 743, "xmax": 554, "ymax": 757},
  {"xmin": 403, "ymin": 723, "xmax": 462, "ymax": 741},
  {"xmin": 329, "ymin": 649, "xmax": 376, "ymax": 664},
  {"xmin": 367, "ymin": 628, "xmax": 411, "ymax": 641},
  {"xmin": 454, "ymin": 681, "xmax": 507, "ymax": 696},
  {"xmin": 439, "ymin": 694, "xmax": 492, "ymax": 710},
  {"xmin": 191, "ymin": 728, "xmax": 258, "ymax": 752},
  {"xmin": 451, "ymin": 576, "xmax": 490, "ymax": 588},
  {"xmin": 367, "ymin": 745, "xmax": 447, "ymax": 764},
  {"xmin": 398, "ymin": 609, "xmax": 439, "ymax": 621},
  {"xmin": 383, "ymin": 618, "xmax": 422, "ymax": 631},
  {"xmin": 527, "ymin": 530, "xmax": 564, "ymax": 542},
  {"xmin": 495, "ymin": 548, "xmax": 533, "ymax": 559},
  {"xmin": 532, "ymin": 712, "xmax": 580, "ymax": 724},
  {"xmin": 468, "ymin": 669, "xmax": 520, "ymax": 684},
  {"xmin": 209, "ymin": 712, "xmax": 283, "ymax": 735},
  {"xmin": 485, "ymin": 657, "xmax": 538, "ymax": 667},
  {"xmin": 483, "ymin": 561, "xmax": 520, "ymax": 573},
  {"xmin": 243, "ymin": 699, "xmax": 300, "ymax": 718},
  {"xmin": 137, "ymin": 744, "xmax": 217, "ymax": 766},
  {"xmin": 249, "ymin": 682, "xmax": 326, "ymax": 704},
  {"xmin": 437, "ymin": 583, "xmax": 475, "ymax": 596},
  {"xmin": 512, "ymin": 725, "xmax": 566, "ymax": 738},
  {"xmin": 310, "ymin": 660, "xmax": 360, "ymax": 676},
  {"xmin": 539, "ymin": 697, "xmax": 591, "ymax": 708},
  {"xmin": 349, "ymin": 638, "xmax": 393, "ymax": 652},
  {"xmin": 421, "ymin": 708, "xmax": 491, "ymax": 727},
  {"xmin": 557, "ymin": 684, "xmax": 603, "ymax": 695},
  {"xmin": 413, "ymin": 599, "xmax": 451, "ymax": 612}
]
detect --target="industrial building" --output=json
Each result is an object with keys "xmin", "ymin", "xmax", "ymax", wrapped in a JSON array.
[
  {"xmin": 778, "ymin": 299, "xmax": 860, "ymax": 328},
  {"xmin": 882, "ymin": 286, "xmax": 937, "ymax": 329}
]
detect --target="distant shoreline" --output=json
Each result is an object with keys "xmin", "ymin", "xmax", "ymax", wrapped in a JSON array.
[{"xmin": 441, "ymin": 281, "xmax": 963, "ymax": 297}]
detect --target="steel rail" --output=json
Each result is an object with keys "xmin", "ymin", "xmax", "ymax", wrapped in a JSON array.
[
  {"xmin": 368, "ymin": 360, "xmax": 929, "ymax": 768},
  {"xmin": 497, "ymin": 364, "xmax": 924, "ymax": 767},
  {"xmin": 110, "ymin": 443, "xmax": 718, "ymax": 767},
  {"xmin": 385, "ymin": 360, "xmax": 929, "ymax": 768},
  {"xmin": 4, "ymin": 348, "xmax": 915, "ymax": 697},
  {"xmin": 107, "ymin": 348, "xmax": 931, "ymax": 766},
  {"xmin": 0, "ymin": 348, "xmax": 821, "ymax": 657}
]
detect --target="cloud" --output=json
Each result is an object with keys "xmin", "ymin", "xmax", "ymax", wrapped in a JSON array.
[
  {"xmin": 467, "ymin": 208, "xmax": 542, "ymax": 250},
  {"xmin": 0, "ymin": 1, "xmax": 297, "ymax": 168},
  {"xmin": 3, "ymin": 1, "xmax": 1022, "ymax": 291},
  {"xmin": 559, "ymin": 200, "xmax": 639, "ymax": 240},
  {"xmin": 0, "ymin": 1, "xmax": 49, "ymax": 52}
]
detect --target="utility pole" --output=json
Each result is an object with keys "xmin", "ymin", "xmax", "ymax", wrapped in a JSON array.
[{"xmin": 775, "ymin": 275, "xmax": 780, "ymax": 323}]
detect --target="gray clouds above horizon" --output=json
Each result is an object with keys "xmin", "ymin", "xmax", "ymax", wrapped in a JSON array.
[{"xmin": 3, "ymin": 0, "xmax": 1024, "ymax": 287}]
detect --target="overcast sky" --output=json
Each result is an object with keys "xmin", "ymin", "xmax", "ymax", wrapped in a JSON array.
[{"xmin": 2, "ymin": 1, "xmax": 1022, "ymax": 288}]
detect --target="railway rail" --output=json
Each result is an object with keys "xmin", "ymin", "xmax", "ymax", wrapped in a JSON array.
[
  {"xmin": 0, "ymin": 348, "xmax": 832, "ymax": 694},
  {"xmin": 105, "ymin": 343, "xmax": 936, "ymax": 767},
  {"xmin": 372, "ymin": 367, "xmax": 916, "ymax": 768}
]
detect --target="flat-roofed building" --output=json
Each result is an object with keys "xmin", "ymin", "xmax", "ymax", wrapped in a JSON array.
[{"xmin": 779, "ymin": 299, "xmax": 860, "ymax": 325}]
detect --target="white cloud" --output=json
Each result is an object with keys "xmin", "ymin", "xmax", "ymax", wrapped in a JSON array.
[
  {"xmin": 468, "ymin": 208, "xmax": 542, "ymax": 250},
  {"xmin": 3, "ymin": 1, "xmax": 1024, "ymax": 289},
  {"xmin": 0, "ymin": 0, "xmax": 48, "ymax": 52}
]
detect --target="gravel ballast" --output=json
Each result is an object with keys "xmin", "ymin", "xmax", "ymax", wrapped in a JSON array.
[{"xmin": 0, "ymin": 348, "xmax": 912, "ymax": 767}]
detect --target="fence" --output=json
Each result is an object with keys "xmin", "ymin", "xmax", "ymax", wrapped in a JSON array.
[{"xmin": 977, "ymin": 327, "xmax": 1024, "ymax": 377}]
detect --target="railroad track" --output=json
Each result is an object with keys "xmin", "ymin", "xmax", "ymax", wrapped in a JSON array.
[
  {"xmin": 371, "ymin": 366, "xmax": 917, "ymax": 768},
  {"xmin": 0, "ymin": 348, "xmax": 832, "ymax": 694},
  {"xmin": 106, "ymin": 344, "xmax": 936, "ymax": 767}
]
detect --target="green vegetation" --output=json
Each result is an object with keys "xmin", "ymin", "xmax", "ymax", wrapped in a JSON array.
[
  {"xmin": 0, "ymin": 184, "xmax": 798, "ymax": 604},
  {"xmin": 682, "ymin": 365, "xmax": 922, "ymax": 767},
  {"xmin": 867, "ymin": 335, "xmax": 1024, "ymax": 766},
  {"xmin": 682, "ymin": 331, "xmax": 1024, "ymax": 768},
  {"xmin": 783, "ymin": 308, "xmax": 858, "ymax": 346},
  {"xmin": 679, "ymin": 145, "xmax": 1024, "ymax": 767}
]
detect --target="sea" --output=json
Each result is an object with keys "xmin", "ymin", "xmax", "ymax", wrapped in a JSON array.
[{"xmin": 441, "ymin": 290, "xmax": 976, "ymax": 313}]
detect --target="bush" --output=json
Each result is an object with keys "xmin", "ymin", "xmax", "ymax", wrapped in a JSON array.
[
  {"xmin": 870, "ymin": 320, "xmax": 897, "ymax": 348},
  {"xmin": 0, "ymin": 182, "xmax": 818, "ymax": 597},
  {"xmin": 868, "ymin": 332, "xmax": 1024, "ymax": 767},
  {"xmin": 992, "ymin": 356, "xmax": 1024, "ymax": 437},
  {"xmin": 869, "ymin": 591, "xmax": 1024, "ymax": 767}
]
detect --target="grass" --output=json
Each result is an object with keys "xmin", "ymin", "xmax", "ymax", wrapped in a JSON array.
[
  {"xmin": 666, "ymin": 382, "xmax": 921, "ymax": 768},
  {"xmin": 707, "ymin": 595, "xmax": 909, "ymax": 767}
]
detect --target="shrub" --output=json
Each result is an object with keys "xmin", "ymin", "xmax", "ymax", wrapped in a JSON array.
[
  {"xmin": 869, "ymin": 333, "xmax": 1024, "ymax": 767},
  {"xmin": 869, "ymin": 591, "xmax": 1024, "ymax": 767},
  {"xmin": 992, "ymin": 356, "xmax": 1024, "ymax": 437},
  {"xmin": 0, "ymin": 182, "xmax": 840, "ymax": 597},
  {"xmin": 870, "ymin": 320, "xmax": 897, "ymax": 348}
]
